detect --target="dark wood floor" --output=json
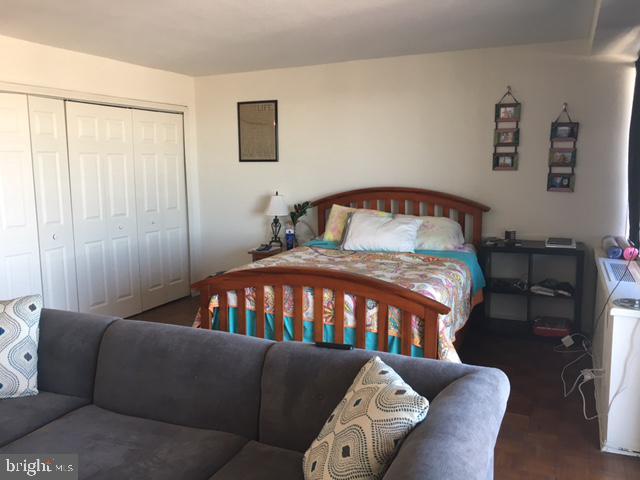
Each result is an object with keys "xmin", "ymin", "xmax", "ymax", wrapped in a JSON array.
[{"xmin": 133, "ymin": 297, "xmax": 640, "ymax": 479}]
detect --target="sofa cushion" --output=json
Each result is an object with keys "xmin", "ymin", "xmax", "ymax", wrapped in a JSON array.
[
  {"xmin": 0, "ymin": 295, "xmax": 42, "ymax": 398},
  {"xmin": 210, "ymin": 441, "xmax": 304, "ymax": 480},
  {"xmin": 38, "ymin": 309, "xmax": 117, "ymax": 399},
  {"xmin": 303, "ymin": 356, "xmax": 429, "ymax": 480},
  {"xmin": 94, "ymin": 320, "xmax": 273, "ymax": 438},
  {"xmin": 0, "ymin": 391, "xmax": 87, "ymax": 447},
  {"xmin": 259, "ymin": 342, "xmax": 489, "ymax": 452},
  {"xmin": 0, "ymin": 405, "xmax": 248, "ymax": 480}
]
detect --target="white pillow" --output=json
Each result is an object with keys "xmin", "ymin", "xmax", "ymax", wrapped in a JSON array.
[
  {"xmin": 341, "ymin": 212, "xmax": 422, "ymax": 252},
  {"xmin": 397, "ymin": 215, "xmax": 465, "ymax": 250},
  {"xmin": 303, "ymin": 356, "xmax": 429, "ymax": 480}
]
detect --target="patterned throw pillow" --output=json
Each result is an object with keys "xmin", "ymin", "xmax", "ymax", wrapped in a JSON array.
[
  {"xmin": 323, "ymin": 205, "xmax": 391, "ymax": 242},
  {"xmin": 0, "ymin": 295, "xmax": 42, "ymax": 399},
  {"xmin": 303, "ymin": 356, "xmax": 429, "ymax": 480}
]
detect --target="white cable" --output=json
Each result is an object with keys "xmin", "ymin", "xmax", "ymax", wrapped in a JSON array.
[
  {"xmin": 579, "ymin": 380, "xmax": 599, "ymax": 420},
  {"xmin": 561, "ymin": 352, "xmax": 589, "ymax": 397}
]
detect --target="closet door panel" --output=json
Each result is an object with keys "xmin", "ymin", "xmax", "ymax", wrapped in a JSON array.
[
  {"xmin": 133, "ymin": 110, "xmax": 189, "ymax": 310},
  {"xmin": 66, "ymin": 102, "xmax": 141, "ymax": 317},
  {"xmin": 28, "ymin": 96, "xmax": 78, "ymax": 310},
  {"xmin": 0, "ymin": 93, "xmax": 41, "ymax": 299}
]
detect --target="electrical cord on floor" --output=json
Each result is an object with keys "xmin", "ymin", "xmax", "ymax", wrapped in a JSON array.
[{"xmin": 557, "ymin": 253, "xmax": 635, "ymax": 420}]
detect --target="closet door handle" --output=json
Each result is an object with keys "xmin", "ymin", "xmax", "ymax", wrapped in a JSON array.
[
  {"xmin": 52, "ymin": 233, "xmax": 57, "ymax": 240},
  {"xmin": 118, "ymin": 225, "xmax": 124, "ymax": 231}
]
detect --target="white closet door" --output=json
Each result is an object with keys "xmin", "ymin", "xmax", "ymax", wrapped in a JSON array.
[
  {"xmin": 0, "ymin": 93, "xmax": 42, "ymax": 299},
  {"xmin": 28, "ymin": 96, "xmax": 79, "ymax": 311},
  {"xmin": 66, "ymin": 102, "xmax": 142, "ymax": 317},
  {"xmin": 133, "ymin": 110, "xmax": 189, "ymax": 310}
]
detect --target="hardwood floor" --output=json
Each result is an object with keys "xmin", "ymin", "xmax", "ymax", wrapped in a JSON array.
[
  {"xmin": 131, "ymin": 297, "xmax": 640, "ymax": 479},
  {"xmin": 460, "ymin": 330, "xmax": 640, "ymax": 480}
]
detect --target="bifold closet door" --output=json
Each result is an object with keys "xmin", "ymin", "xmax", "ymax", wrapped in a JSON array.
[
  {"xmin": 66, "ymin": 102, "xmax": 142, "ymax": 317},
  {"xmin": 28, "ymin": 96, "xmax": 79, "ymax": 311},
  {"xmin": 133, "ymin": 110, "xmax": 190, "ymax": 310},
  {"xmin": 0, "ymin": 93, "xmax": 42, "ymax": 299}
]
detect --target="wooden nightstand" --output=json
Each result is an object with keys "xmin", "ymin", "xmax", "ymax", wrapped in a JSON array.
[{"xmin": 249, "ymin": 246, "xmax": 283, "ymax": 262}]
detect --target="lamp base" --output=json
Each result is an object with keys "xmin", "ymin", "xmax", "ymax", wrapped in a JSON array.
[{"xmin": 269, "ymin": 216, "xmax": 283, "ymax": 247}]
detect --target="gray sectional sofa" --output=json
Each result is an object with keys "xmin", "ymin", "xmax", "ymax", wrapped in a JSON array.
[{"xmin": 0, "ymin": 309, "xmax": 509, "ymax": 479}]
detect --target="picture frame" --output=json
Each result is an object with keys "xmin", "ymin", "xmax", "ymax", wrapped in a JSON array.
[
  {"xmin": 494, "ymin": 103, "xmax": 521, "ymax": 122},
  {"xmin": 548, "ymin": 147, "xmax": 576, "ymax": 167},
  {"xmin": 494, "ymin": 128, "xmax": 520, "ymax": 146},
  {"xmin": 492, "ymin": 152, "xmax": 519, "ymax": 171},
  {"xmin": 547, "ymin": 173, "xmax": 575, "ymax": 192},
  {"xmin": 550, "ymin": 122, "xmax": 579, "ymax": 142},
  {"xmin": 237, "ymin": 100, "xmax": 278, "ymax": 162}
]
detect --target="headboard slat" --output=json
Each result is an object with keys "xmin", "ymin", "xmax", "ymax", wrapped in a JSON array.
[{"xmin": 311, "ymin": 187, "xmax": 490, "ymax": 246}]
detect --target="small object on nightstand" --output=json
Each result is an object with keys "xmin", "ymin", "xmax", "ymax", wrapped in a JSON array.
[
  {"xmin": 546, "ymin": 237, "xmax": 576, "ymax": 248},
  {"xmin": 249, "ymin": 245, "xmax": 282, "ymax": 262}
]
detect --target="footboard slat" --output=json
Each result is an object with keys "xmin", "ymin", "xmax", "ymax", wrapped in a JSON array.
[
  {"xmin": 293, "ymin": 286, "xmax": 304, "ymax": 341},
  {"xmin": 378, "ymin": 302, "xmax": 389, "ymax": 351},
  {"xmin": 355, "ymin": 296, "xmax": 366, "ymax": 349},
  {"xmin": 313, "ymin": 287, "xmax": 323, "ymax": 342},
  {"xmin": 219, "ymin": 291, "xmax": 229, "ymax": 332},
  {"xmin": 237, "ymin": 289, "xmax": 246, "ymax": 335},
  {"xmin": 256, "ymin": 286, "xmax": 265, "ymax": 339},
  {"xmin": 401, "ymin": 310, "xmax": 411, "ymax": 356},
  {"xmin": 191, "ymin": 266, "xmax": 451, "ymax": 359},
  {"xmin": 334, "ymin": 289, "xmax": 345, "ymax": 344},
  {"xmin": 275, "ymin": 285, "xmax": 284, "ymax": 341}
]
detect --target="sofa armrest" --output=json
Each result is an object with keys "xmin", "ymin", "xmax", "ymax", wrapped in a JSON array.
[{"xmin": 383, "ymin": 368, "xmax": 510, "ymax": 480}]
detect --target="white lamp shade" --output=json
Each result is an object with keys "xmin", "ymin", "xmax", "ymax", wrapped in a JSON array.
[{"xmin": 265, "ymin": 194, "xmax": 289, "ymax": 216}]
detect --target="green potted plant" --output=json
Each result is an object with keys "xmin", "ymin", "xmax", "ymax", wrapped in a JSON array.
[{"xmin": 289, "ymin": 201, "xmax": 314, "ymax": 246}]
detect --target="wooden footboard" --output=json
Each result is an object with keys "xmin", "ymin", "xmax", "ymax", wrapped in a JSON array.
[{"xmin": 191, "ymin": 266, "xmax": 451, "ymax": 359}]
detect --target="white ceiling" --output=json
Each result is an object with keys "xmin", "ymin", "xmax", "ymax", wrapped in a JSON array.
[
  {"xmin": 592, "ymin": 0, "xmax": 640, "ymax": 60},
  {"xmin": 0, "ymin": 0, "xmax": 609, "ymax": 76}
]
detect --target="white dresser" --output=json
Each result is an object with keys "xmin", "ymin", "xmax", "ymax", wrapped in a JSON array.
[{"xmin": 593, "ymin": 255, "xmax": 640, "ymax": 456}]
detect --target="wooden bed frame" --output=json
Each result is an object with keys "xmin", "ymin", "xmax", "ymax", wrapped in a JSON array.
[{"xmin": 192, "ymin": 187, "xmax": 490, "ymax": 359}]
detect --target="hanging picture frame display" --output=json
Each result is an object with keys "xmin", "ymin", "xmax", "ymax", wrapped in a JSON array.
[
  {"xmin": 492, "ymin": 86, "xmax": 521, "ymax": 171},
  {"xmin": 547, "ymin": 103, "xmax": 579, "ymax": 192},
  {"xmin": 237, "ymin": 100, "xmax": 278, "ymax": 162}
]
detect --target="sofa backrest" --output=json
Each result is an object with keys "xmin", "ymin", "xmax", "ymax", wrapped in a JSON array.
[
  {"xmin": 38, "ymin": 309, "xmax": 117, "ymax": 399},
  {"xmin": 258, "ymin": 341, "xmax": 480, "ymax": 452},
  {"xmin": 93, "ymin": 320, "xmax": 273, "ymax": 439}
]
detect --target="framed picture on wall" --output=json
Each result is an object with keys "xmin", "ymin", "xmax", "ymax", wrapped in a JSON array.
[
  {"xmin": 548, "ymin": 147, "xmax": 576, "ymax": 167},
  {"xmin": 237, "ymin": 100, "xmax": 278, "ymax": 162},
  {"xmin": 494, "ymin": 103, "xmax": 521, "ymax": 122},
  {"xmin": 550, "ymin": 122, "xmax": 579, "ymax": 142},
  {"xmin": 547, "ymin": 173, "xmax": 575, "ymax": 192},
  {"xmin": 494, "ymin": 128, "xmax": 520, "ymax": 146},
  {"xmin": 492, "ymin": 152, "xmax": 518, "ymax": 170}
]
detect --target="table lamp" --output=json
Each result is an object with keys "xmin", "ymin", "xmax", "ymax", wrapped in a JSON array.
[{"xmin": 265, "ymin": 191, "xmax": 289, "ymax": 247}]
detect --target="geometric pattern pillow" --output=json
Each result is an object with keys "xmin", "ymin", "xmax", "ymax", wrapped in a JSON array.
[
  {"xmin": 303, "ymin": 356, "xmax": 429, "ymax": 480},
  {"xmin": 0, "ymin": 295, "xmax": 42, "ymax": 399}
]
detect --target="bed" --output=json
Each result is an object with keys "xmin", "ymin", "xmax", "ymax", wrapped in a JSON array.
[{"xmin": 192, "ymin": 187, "xmax": 490, "ymax": 361}]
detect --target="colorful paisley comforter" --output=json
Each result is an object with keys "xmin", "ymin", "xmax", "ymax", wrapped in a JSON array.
[{"xmin": 198, "ymin": 246, "xmax": 480, "ymax": 362}]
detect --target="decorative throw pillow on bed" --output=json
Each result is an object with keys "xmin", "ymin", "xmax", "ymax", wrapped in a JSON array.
[
  {"xmin": 323, "ymin": 204, "xmax": 391, "ymax": 242},
  {"xmin": 398, "ymin": 214, "xmax": 465, "ymax": 250},
  {"xmin": 341, "ymin": 212, "xmax": 422, "ymax": 253},
  {"xmin": 303, "ymin": 356, "xmax": 429, "ymax": 480},
  {"xmin": 0, "ymin": 295, "xmax": 42, "ymax": 399}
]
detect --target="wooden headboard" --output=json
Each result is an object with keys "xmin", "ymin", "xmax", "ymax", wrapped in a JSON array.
[{"xmin": 311, "ymin": 187, "xmax": 490, "ymax": 246}]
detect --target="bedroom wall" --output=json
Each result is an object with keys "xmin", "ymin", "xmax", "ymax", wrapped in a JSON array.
[
  {"xmin": 194, "ymin": 41, "xmax": 635, "ymax": 329},
  {"xmin": 0, "ymin": 34, "xmax": 203, "ymax": 281}
]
